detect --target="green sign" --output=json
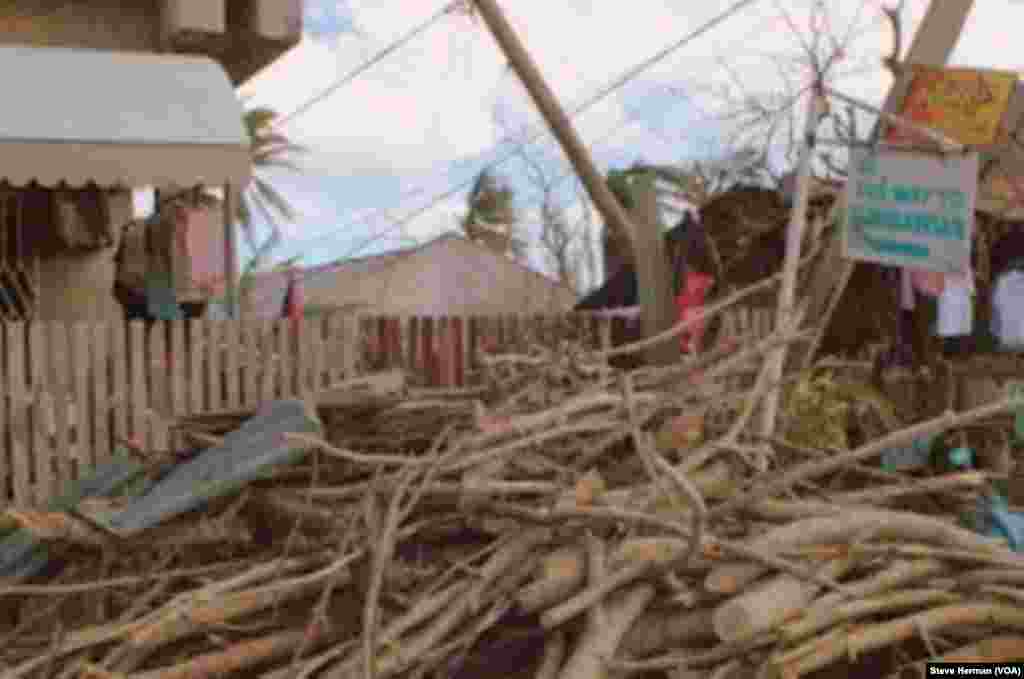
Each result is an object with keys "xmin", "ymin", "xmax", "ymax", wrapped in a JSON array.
[{"xmin": 843, "ymin": 147, "xmax": 978, "ymax": 273}]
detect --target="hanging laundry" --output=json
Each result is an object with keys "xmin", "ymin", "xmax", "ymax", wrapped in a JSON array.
[
  {"xmin": 992, "ymin": 268, "xmax": 1024, "ymax": 349},
  {"xmin": 899, "ymin": 268, "xmax": 915, "ymax": 311},
  {"xmin": 205, "ymin": 299, "xmax": 231, "ymax": 320},
  {"xmin": 676, "ymin": 271, "xmax": 714, "ymax": 353},
  {"xmin": 144, "ymin": 270, "xmax": 184, "ymax": 321},
  {"xmin": 936, "ymin": 266, "xmax": 974, "ymax": 338},
  {"xmin": 52, "ymin": 185, "xmax": 115, "ymax": 251},
  {"xmin": 115, "ymin": 219, "xmax": 150, "ymax": 294},
  {"xmin": 180, "ymin": 206, "xmax": 226, "ymax": 294},
  {"xmin": 877, "ymin": 267, "xmax": 915, "ymax": 369},
  {"xmin": 909, "ymin": 268, "xmax": 945, "ymax": 298},
  {"xmin": 281, "ymin": 269, "xmax": 304, "ymax": 332},
  {"xmin": 990, "ymin": 229, "xmax": 1024, "ymax": 280}
]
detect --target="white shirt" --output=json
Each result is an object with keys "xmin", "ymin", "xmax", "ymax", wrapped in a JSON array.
[
  {"xmin": 936, "ymin": 268, "xmax": 974, "ymax": 337},
  {"xmin": 992, "ymin": 270, "xmax": 1024, "ymax": 348}
]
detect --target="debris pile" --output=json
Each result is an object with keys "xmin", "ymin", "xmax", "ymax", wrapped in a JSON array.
[{"xmin": 1, "ymin": 304, "xmax": 1023, "ymax": 679}]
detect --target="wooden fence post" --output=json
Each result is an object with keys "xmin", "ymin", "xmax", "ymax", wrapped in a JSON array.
[
  {"xmin": 7, "ymin": 323, "xmax": 30, "ymax": 505},
  {"xmin": 110, "ymin": 322, "xmax": 128, "ymax": 451},
  {"xmin": 190, "ymin": 320, "xmax": 205, "ymax": 414},
  {"xmin": 407, "ymin": 316, "xmax": 420, "ymax": 379},
  {"xmin": 148, "ymin": 321, "xmax": 169, "ymax": 453},
  {"xmin": 422, "ymin": 317, "xmax": 436, "ymax": 386},
  {"xmin": 91, "ymin": 322, "xmax": 112, "ymax": 468}
]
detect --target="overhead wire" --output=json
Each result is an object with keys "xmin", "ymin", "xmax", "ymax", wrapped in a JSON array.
[
  {"xmin": 254, "ymin": 0, "xmax": 764, "ymax": 291},
  {"xmin": 241, "ymin": 2, "xmax": 765, "ymax": 312},
  {"xmin": 246, "ymin": 74, "xmax": 739, "ymax": 310},
  {"xmin": 242, "ymin": 105, "xmax": 661, "ymax": 311},
  {"xmin": 231, "ymin": 2, "xmax": 465, "ymax": 269},
  {"xmin": 274, "ymin": 1, "xmax": 464, "ymax": 128},
  {"xmin": 259, "ymin": 0, "xmax": 874, "ymax": 272}
]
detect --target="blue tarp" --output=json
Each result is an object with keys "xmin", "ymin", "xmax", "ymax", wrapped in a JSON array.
[
  {"xmin": 0, "ymin": 455, "xmax": 146, "ymax": 579},
  {"xmin": 0, "ymin": 399, "xmax": 321, "ymax": 579},
  {"xmin": 102, "ymin": 399, "xmax": 320, "ymax": 535}
]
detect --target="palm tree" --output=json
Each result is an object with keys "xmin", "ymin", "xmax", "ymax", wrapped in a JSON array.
[
  {"xmin": 232, "ymin": 107, "xmax": 306, "ymax": 314},
  {"xmin": 461, "ymin": 169, "xmax": 525, "ymax": 259},
  {"xmin": 239, "ymin": 106, "xmax": 307, "ymax": 270}
]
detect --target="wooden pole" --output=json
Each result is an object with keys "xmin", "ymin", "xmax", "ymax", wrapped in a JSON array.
[
  {"xmin": 759, "ymin": 86, "xmax": 824, "ymax": 438},
  {"xmin": 796, "ymin": 0, "xmax": 976, "ymax": 368},
  {"xmin": 629, "ymin": 172, "xmax": 678, "ymax": 364},
  {"xmin": 471, "ymin": 0, "xmax": 634, "ymax": 258},
  {"xmin": 223, "ymin": 183, "xmax": 239, "ymax": 320},
  {"xmin": 472, "ymin": 0, "xmax": 679, "ymax": 361}
]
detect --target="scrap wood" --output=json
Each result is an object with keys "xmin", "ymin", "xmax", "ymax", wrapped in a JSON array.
[
  {"xmin": 3, "ymin": 281, "xmax": 1024, "ymax": 679},
  {"xmin": 3, "ymin": 510, "xmax": 114, "ymax": 547}
]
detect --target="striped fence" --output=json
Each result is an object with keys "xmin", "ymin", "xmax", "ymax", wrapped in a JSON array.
[{"xmin": 0, "ymin": 307, "xmax": 776, "ymax": 507}]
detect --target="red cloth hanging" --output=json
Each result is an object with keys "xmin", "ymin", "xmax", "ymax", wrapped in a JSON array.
[
  {"xmin": 282, "ymin": 270, "xmax": 304, "ymax": 339},
  {"xmin": 910, "ymin": 268, "xmax": 946, "ymax": 298},
  {"xmin": 676, "ymin": 272, "xmax": 715, "ymax": 353},
  {"xmin": 175, "ymin": 206, "xmax": 226, "ymax": 293}
]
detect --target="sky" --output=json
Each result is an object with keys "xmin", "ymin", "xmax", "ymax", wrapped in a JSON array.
[{"xmin": 223, "ymin": 0, "xmax": 1024, "ymax": 294}]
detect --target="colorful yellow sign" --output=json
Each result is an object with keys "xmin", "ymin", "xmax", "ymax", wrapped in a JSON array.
[
  {"xmin": 886, "ymin": 65, "xmax": 1018, "ymax": 147},
  {"xmin": 984, "ymin": 172, "xmax": 1024, "ymax": 210}
]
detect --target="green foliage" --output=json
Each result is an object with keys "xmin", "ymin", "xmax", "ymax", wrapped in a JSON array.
[
  {"xmin": 238, "ymin": 106, "xmax": 307, "ymax": 268},
  {"xmin": 781, "ymin": 371, "xmax": 898, "ymax": 451},
  {"xmin": 215, "ymin": 106, "xmax": 307, "ymax": 312},
  {"xmin": 461, "ymin": 169, "xmax": 525, "ymax": 258},
  {"xmin": 607, "ymin": 169, "xmax": 635, "ymax": 209}
]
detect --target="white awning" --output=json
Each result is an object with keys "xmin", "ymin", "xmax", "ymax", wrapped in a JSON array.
[{"xmin": 0, "ymin": 45, "xmax": 251, "ymax": 189}]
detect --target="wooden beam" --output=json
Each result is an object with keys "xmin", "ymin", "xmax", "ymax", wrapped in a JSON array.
[
  {"xmin": 161, "ymin": 0, "xmax": 226, "ymax": 46},
  {"xmin": 471, "ymin": 0, "xmax": 636, "ymax": 262},
  {"xmin": 247, "ymin": 0, "xmax": 303, "ymax": 42},
  {"xmin": 472, "ymin": 0, "xmax": 679, "ymax": 362},
  {"xmin": 761, "ymin": 87, "xmax": 824, "ymax": 437},
  {"xmin": 629, "ymin": 173, "xmax": 679, "ymax": 364}
]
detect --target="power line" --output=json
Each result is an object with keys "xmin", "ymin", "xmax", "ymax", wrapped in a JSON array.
[
  {"xmin": 242, "ymin": 111, "xmax": 657, "ymax": 310},
  {"xmin": 262, "ymin": 106, "xmax": 626, "ymax": 271},
  {"xmin": 270, "ymin": 0, "xmax": 763, "ymax": 261},
  {"xmin": 242, "ymin": 1, "xmax": 762, "ymax": 308},
  {"xmin": 246, "ymin": 86, "xmax": 730, "ymax": 310},
  {"xmin": 275, "ymin": 1, "xmax": 463, "ymax": 128},
  {"xmin": 252, "ymin": 0, "xmax": 764, "ymax": 307}
]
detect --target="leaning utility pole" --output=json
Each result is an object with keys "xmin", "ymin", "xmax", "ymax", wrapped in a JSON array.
[{"xmin": 472, "ymin": 0, "xmax": 679, "ymax": 363}]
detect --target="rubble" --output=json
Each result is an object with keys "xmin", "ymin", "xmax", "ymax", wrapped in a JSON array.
[{"xmin": 1, "ymin": 300, "xmax": 1023, "ymax": 679}]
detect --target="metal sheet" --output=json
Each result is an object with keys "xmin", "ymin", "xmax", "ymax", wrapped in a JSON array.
[{"xmin": 0, "ymin": 45, "xmax": 251, "ymax": 188}]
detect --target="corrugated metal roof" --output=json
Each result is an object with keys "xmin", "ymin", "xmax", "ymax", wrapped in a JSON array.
[
  {"xmin": 0, "ymin": 45, "xmax": 251, "ymax": 188},
  {"xmin": 225, "ymin": 233, "xmax": 578, "ymax": 319},
  {"xmin": 0, "ymin": 45, "xmax": 247, "ymax": 146}
]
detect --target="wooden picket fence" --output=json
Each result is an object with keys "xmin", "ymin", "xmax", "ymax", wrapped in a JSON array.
[{"xmin": 0, "ymin": 307, "xmax": 775, "ymax": 507}]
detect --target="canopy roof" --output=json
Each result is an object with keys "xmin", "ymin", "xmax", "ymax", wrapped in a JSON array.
[{"xmin": 0, "ymin": 45, "xmax": 251, "ymax": 189}]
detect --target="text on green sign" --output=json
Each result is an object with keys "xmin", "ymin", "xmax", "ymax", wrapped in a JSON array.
[
  {"xmin": 856, "ymin": 180, "xmax": 967, "ymax": 211},
  {"xmin": 849, "ymin": 207, "xmax": 966, "ymax": 240}
]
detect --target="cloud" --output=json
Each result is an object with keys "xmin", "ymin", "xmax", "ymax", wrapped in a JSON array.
[
  {"xmin": 242, "ymin": 0, "xmax": 1023, "ymax": 272},
  {"xmin": 246, "ymin": 0, "xmax": 756, "ymax": 176},
  {"xmin": 303, "ymin": 0, "xmax": 357, "ymax": 44}
]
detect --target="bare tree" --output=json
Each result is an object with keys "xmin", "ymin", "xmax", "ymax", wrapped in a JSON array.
[
  {"xmin": 488, "ymin": 103, "xmax": 601, "ymax": 293},
  {"xmin": 674, "ymin": 0, "xmax": 903, "ymax": 179},
  {"xmin": 513, "ymin": 147, "xmax": 593, "ymax": 293}
]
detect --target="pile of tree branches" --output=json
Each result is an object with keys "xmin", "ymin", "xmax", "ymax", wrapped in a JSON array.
[{"xmin": 1, "ymin": 287, "xmax": 1022, "ymax": 679}]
